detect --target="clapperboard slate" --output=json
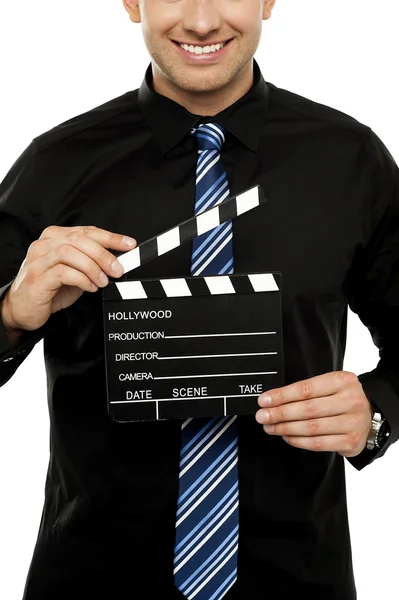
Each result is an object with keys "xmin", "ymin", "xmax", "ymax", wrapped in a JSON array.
[{"xmin": 102, "ymin": 184, "xmax": 285, "ymax": 421}]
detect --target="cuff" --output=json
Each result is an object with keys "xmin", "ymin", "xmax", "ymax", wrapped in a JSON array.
[
  {"xmin": 345, "ymin": 370, "xmax": 399, "ymax": 471},
  {"xmin": 0, "ymin": 280, "xmax": 50, "ymax": 364}
]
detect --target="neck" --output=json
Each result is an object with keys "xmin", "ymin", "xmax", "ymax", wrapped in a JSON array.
[{"xmin": 151, "ymin": 60, "xmax": 254, "ymax": 116}]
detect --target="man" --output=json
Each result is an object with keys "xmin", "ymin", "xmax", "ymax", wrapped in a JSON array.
[{"xmin": 0, "ymin": 0, "xmax": 398, "ymax": 598}]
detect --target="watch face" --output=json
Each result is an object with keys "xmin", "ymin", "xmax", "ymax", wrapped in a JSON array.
[{"xmin": 377, "ymin": 420, "xmax": 390, "ymax": 447}]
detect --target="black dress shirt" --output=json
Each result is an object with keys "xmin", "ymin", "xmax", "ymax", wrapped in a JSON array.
[{"xmin": 1, "ymin": 58, "xmax": 398, "ymax": 600}]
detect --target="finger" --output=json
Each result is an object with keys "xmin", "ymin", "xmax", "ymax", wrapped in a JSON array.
[
  {"xmin": 38, "ymin": 224, "xmax": 136, "ymax": 251},
  {"xmin": 255, "ymin": 394, "xmax": 350, "ymax": 425},
  {"xmin": 260, "ymin": 414, "xmax": 361, "ymax": 437},
  {"xmin": 36, "ymin": 229, "xmax": 129, "ymax": 281},
  {"xmin": 28, "ymin": 243, "xmax": 112, "ymax": 288},
  {"xmin": 258, "ymin": 371, "xmax": 356, "ymax": 407},
  {"xmin": 281, "ymin": 434, "xmax": 359, "ymax": 455},
  {"xmin": 38, "ymin": 263, "xmax": 99, "ymax": 295}
]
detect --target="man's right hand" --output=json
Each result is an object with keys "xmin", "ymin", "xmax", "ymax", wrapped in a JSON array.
[{"xmin": 1, "ymin": 225, "xmax": 137, "ymax": 334}]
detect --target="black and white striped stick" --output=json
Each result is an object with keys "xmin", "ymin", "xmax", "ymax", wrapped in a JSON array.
[
  {"xmin": 115, "ymin": 184, "xmax": 266, "ymax": 276},
  {"xmin": 111, "ymin": 272, "xmax": 280, "ymax": 300}
]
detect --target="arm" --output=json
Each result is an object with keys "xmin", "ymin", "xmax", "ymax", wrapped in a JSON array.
[
  {"xmin": 1, "ymin": 285, "xmax": 23, "ymax": 349},
  {"xmin": 345, "ymin": 129, "xmax": 399, "ymax": 471},
  {"xmin": 0, "ymin": 140, "xmax": 134, "ymax": 389},
  {"xmin": 0, "ymin": 142, "xmax": 54, "ymax": 385}
]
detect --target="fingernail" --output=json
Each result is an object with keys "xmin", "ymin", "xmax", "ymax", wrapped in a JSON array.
[
  {"xmin": 261, "ymin": 410, "xmax": 270, "ymax": 422},
  {"xmin": 264, "ymin": 425, "xmax": 274, "ymax": 433},
  {"xmin": 123, "ymin": 236, "xmax": 136, "ymax": 247},
  {"xmin": 111, "ymin": 260, "xmax": 123, "ymax": 276},
  {"xmin": 99, "ymin": 271, "xmax": 108, "ymax": 285},
  {"xmin": 259, "ymin": 394, "xmax": 272, "ymax": 406}
]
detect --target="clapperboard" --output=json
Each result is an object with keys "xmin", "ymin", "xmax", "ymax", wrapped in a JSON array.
[{"xmin": 102, "ymin": 184, "xmax": 285, "ymax": 422}]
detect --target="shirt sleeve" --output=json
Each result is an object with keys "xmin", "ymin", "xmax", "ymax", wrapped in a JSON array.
[
  {"xmin": 0, "ymin": 141, "xmax": 57, "ymax": 386},
  {"xmin": 345, "ymin": 128, "xmax": 399, "ymax": 471}
]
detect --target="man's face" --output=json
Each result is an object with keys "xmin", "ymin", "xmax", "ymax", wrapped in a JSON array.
[{"xmin": 123, "ymin": 0, "xmax": 275, "ymax": 94}]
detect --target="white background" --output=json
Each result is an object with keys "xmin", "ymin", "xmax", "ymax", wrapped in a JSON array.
[{"xmin": 0, "ymin": 1, "xmax": 398, "ymax": 598}]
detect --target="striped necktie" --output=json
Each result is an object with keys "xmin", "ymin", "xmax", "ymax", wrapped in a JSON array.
[{"xmin": 173, "ymin": 122, "xmax": 239, "ymax": 600}]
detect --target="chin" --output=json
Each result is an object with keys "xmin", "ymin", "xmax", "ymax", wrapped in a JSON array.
[
  {"xmin": 148, "ymin": 42, "xmax": 254, "ymax": 95},
  {"xmin": 175, "ymin": 75, "xmax": 228, "ymax": 94},
  {"xmin": 167, "ymin": 62, "xmax": 238, "ymax": 93}
]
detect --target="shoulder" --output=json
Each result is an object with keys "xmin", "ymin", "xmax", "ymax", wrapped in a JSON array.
[
  {"xmin": 31, "ymin": 89, "xmax": 140, "ymax": 152},
  {"xmin": 0, "ymin": 88, "xmax": 141, "ymax": 235},
  {"xmin": 266, "ymin": 81, "xmax": 370, "ymax": 137},
  {"xmin": 266, "ymin": 81, "xmax": 397, "ymax": 175}
]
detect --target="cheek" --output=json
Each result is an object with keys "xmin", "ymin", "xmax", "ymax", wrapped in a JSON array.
[
  {"xmin": 140, "ymin": 2, "xmax": 181, "ymax": 38},
  {"xmin": 221, "ymin": 0, "xmax": 264, "ymax": 26}
]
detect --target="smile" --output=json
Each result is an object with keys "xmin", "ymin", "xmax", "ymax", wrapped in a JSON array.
[{"xmin": 174, "ymin": 40, "xmax": 232, "ymax": 56}]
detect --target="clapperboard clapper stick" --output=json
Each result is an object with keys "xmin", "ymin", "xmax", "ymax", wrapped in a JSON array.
[
  {"xmin": 115, "ymin": 184, "xmax": 266, "ymax": 276},
  {"xmin": 102, "ymin": 184, "xmax": 285, "ymax": 421}
]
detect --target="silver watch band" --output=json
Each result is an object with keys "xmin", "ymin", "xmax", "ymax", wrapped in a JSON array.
[{"xmin": 366, "ymin": 411, "xmax": 383, "ymax": 450}]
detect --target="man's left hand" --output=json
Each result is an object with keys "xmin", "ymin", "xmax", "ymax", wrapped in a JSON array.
[{"xmin": 256, "ymin": 370, "xmax": 374, "ymax": 457}]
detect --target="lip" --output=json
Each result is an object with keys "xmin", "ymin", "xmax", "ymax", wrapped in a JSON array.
[
  {"xmin": 173, "ymin": 39, "xmax": 233, "ymax": 62},
  {"xmin": 174, "ymin": 39, "xmax": 231, "ymax": 47}
]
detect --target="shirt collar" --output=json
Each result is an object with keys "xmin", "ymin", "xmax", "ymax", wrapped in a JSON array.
[{"xmin": 137, "ymin": 58, "xmax": 270, "ymax": 154}]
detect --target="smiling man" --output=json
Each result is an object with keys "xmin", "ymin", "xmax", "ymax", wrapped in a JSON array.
[
  {"xmin": 0, "ymin": 1, "xmax": 398, "ymax": 599},
  {"xmin": 126, "ymin": 0, "xmax": 268, "ymax": 113}
]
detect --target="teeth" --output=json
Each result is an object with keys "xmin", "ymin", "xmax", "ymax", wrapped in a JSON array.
[{"xmin": 179, "ymin": 42, "xmax": 227, "ymax": 55}]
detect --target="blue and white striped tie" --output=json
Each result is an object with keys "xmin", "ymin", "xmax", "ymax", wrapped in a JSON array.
[{"xmin": 173, "ymin": 122, "xmax": 239, "ymax": 600}]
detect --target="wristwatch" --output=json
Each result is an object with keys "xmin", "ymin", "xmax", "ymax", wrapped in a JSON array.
[{"xmin": 366, "ymin": 408, "xmax": 391, "ymax": 450}]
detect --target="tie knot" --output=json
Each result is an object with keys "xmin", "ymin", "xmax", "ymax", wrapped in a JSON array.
[{"xmin": 190, "ymin": 122, "xmax": 226, "ymax": 152}]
